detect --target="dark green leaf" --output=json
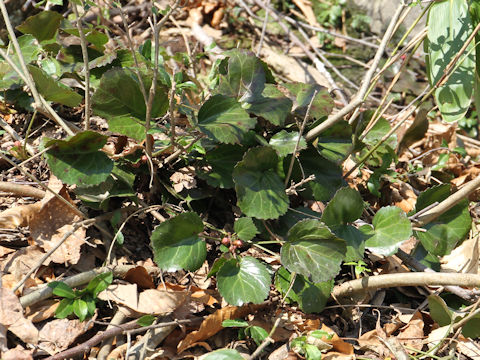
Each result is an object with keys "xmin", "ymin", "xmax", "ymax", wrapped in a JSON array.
[
  {"xmin": 85, "ymin": 271, "xmax": 113, "ymax": 298},
  {"xmin": 48, "ymin": 281, "xmax": 76, "ymax": 299},
  {"xmin": 281, "ymin": 220, "xmax": 346, "ymax": 282},
  {"xmin": 360, "ymin": 114, "xmax": 397, "ymax": 166},
  {"xmin": 233, "ymin": 146, "xmax": 289, "ymax": 220},
  {"xmin": 222, "ymin": 319, "xmax": 249, "ymax": 328},
  {"xmin": 151, "ymin": 212, "xmax": 206, "ymax": 272},
  {"xmin": 248, "ymin": 326, "xmax": 269, "ymax": 346},
  {"xmin": 234, "ymin": 217, "xmax": 258, "ymax": 241},
  {"xmin": 92, "ymin": 68, "xmax": 169, "ymax": 121},
  {"xmin": 275, "ymin": 267, "xmax": 333, "ymax": 313},
  {"xmin": 84, "ymin": 294, "xmax": 96, "ymax": 317},
  {"xmin": 427, "ymin": 0, "xmax": 475, "ymax": 122},
  {"xmin": 364, "ymin": 206, "xmax": 412, "ymax": 256},
  {"xmin": 55, "ymin": 298, "xmax": 74, "ymax": 318},
  {"xmin": 203, "ymin": 349, "xmax": 244, "ymax": 360},
  {"xmin": 462, "ymin": 314, "xmax": 480, "ymax": 338},
  {"xmin": 197, "ymin": 144, "xmax": 245, "ymax": 189},
  {"xmin": 333, "ymin": 224, "xmax": 367, "ymax": 262},
  {"xmin": 316, "ymin": 119, "xmax": 352, "ymax": 163},
  {"xmin": 73, "ymin": 298, "xmax": 89, "ymax": 321},
  {"xmin": 45, "ymin": 131, "xmax": 113, "ymax": 186},
  {"xmin": 207, "ymin": 255, "xmax": 229, "ymax": 278},
  {"xmin": 283, "ymin": 83, "xmax": 334, "ymax": 119},
  {"xmin": 198, "ymin": 95, "xmax": 256, "ymax": 144},
  {"xmin": 245, "ymin": 84, "xmax": 293, "ymax": 126},
  {"xmin": 217, "ymin": 50, "xmax": 265, "ymax": 103},
  {"xmin": 321, "ymin": 187, "xmax": 364, "ymax": 227},
  {"xmin": 17, "ymin": 10, "xmax": 63, "ymax": 42},
  {"xmin": 428, "ymin": 295, "xmax": 452, "ymax": 327},
  {"xmin": 269, "ymin": 130, "xmax": 306, "ymax": 157},
  {"xmin": 217, "ymin": 256, "xmax": 271, "ymax": 305},
  {"xmin": 137, "ymin": 315, "xmax": 156, "ymax": 327},
  {"xmin": 28, "ymin": 65, "xmax": 82, "ymax": 107},
  {"xmin": 108, "ymin": 116, "xmax": 145, "ymax": 141}
]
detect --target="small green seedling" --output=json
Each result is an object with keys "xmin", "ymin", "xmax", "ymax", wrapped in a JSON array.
[
  {"xmin": 344, "ymin": 260, "xmax": 371, "ymax": 277},
  {"xmin": 222, "ymin": 319, "xmax": 268, "ymax": 346},
  {"xmin": 290, "ymin": 330, "xmax": 334, "ymax": 360},
  {"xmin": 48, "ymin": 271, "xmax": 113, "ymax": 322}
]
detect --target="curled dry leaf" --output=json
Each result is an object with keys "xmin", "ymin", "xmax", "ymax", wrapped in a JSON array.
[
  {"xmin": 123, "ymin": 266, "xmax": 155, "ymax": 289},
  {"xmin": 177, "ymin": 304, "xmax": 264, "ymax": 353},
  {"xmin": 397, "ymin": 311, "xmax": 424, "ymax": 351},
  {"xmin": 38, "ymin": 318, "xmax": 93, "ymax": 355},
  {"xmin": 0, "ymin": 202, "xmax": 42, "ymax": 229},
  {"xmin": 170, "ymin": 166, "xmax": 197, "ymax": 192}
]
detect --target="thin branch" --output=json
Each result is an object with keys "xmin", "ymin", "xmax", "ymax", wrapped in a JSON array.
[
  {"xmin": 248, "ymin": 315, "xmax": 282, "ymax": 360},
  {"xmin": 0, "ymin": 116, "xmax": 35, "ymax": 156},
  {"xmin": 0, "ymin": 181, "xmax": 45, "ymax": 199}
]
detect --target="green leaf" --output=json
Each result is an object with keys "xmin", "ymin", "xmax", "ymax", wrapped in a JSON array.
[
  {"xmin": 197, "ymin": 144, "xmax": 245, "ymax": 189},
  {"xmin": 27, "ymin": 65, "xmax": 82, "ymax": 107},
  {"xmin": 333, "ymin": 225, "xmax": 367, "ymax": 262},
  {"xmin": 85, "ymin": 271, "xmax": 113, "ymax": 298},
  {"xmin": 108, "ymin": 116, "xmax": 145, "ymax": 141},
  {"xmin": 203, "ymin": 349, "xmax": 244, "ymax": 360},
  {"xmin": 360, "ymin": 114, "xmax": 397, "ymax": 166},
  {"xmin": 92, "ymin": 68, "xmax": 169, "ymax": 121},
  {"xmin": 48, "ymin": 281, "xmax": 76, "ymax": 299},
  {"xmin": 275, "ymin": 267, "xmax": 332, "ymax": 313},
  {"xmin": 305, "ymin": 344, "xmax": 323, "ymax": 360},
  {"xmin": 281, "ymin": 220, "xmax": 346, "ymax": 282},
  {"xmin": 248, "ymin": 326, "xmax": 269, "ymax": 346},
  {"xmin": 217, "ymin": 256, "xmax": 271, "ymax": 305},
  {"xmin": 17, "ymin": 10, "xmax": 63, "ymax": 42},
  {"xmin": 426, "ymin": 0, "xmax": 475, "ymax": 122},
  {"xmin": 73, "ymin": 298, "xmax": 89, "ymax": 321},
  {"xmin": 137, "ymin": 315, "xmax": 156, "ymax": 327},
  {"xmin": 233, "ymin": 146, "xmax": 289, "ymax": 220},
  {"xmin": 84, "ymin": 294, "xmax": 96, "ymax": 317},
  {"xmin": 245, "ymin": 84, "xmax": 293, "ymax": 126},
  {"xmin": 290, "ymin": 147, "xmax": 345, "ymax": 202},
  {"xmin": 207, "ymin": 255, "xmax": 229, "ymax": 278},
  {"xmin": 55, "ymin": 298, "xmax": 74, "ymax": 318},
  {"xmin": 222, "ymin": 319, "xmax": 249, "ymax": 328},
  {"xmin": 269, "ymin": 130, "xmax": 306, "ymax": 157},
  {"xmin": 415, "ymin": 185, "xmax": 471, "ymax": 256},
  {"xmin": 364, "ymin": 206, "xmax": 412, "ymax": 256},
  {"xmin": 198, "ymin": 94, "xmax": 256, "ymax": 144},
  {"xmin": 234, "ymin": 217, "xmax": 258, "ymax": 241},
  {"xmin": 428, "ymin": 295, "xmax": 452, "ymax": 327},
  {"xmin": 462, "ymin": 314, "xmax": 480, "ymax": 338},
  {"xmin": 151, "ymin": 212, "xmax": 206, "ymax": 272},
  {"xmin": 44, "ymin": 131, "xmax": 113, "ymax": 186},
  {"xmin": 283, "ymin": 83, "xmax": 334, "ymax": 119},
  {"xmin": 217, "ymin": 49, "xmax": 266, "ymax": 103},
  {"xmin": 316, "ymin": 119, "xmax": 353, "ymax": 163},
  {"xmin": 321, "ymin": 187, "xmax": 364, "ymax": 227}
]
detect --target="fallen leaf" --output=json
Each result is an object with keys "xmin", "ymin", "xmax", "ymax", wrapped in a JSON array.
[
  {"xmin": 124, "ymin": 266, "xmax": 155, "ymax": 289},
  {"xmin": 397, "ymin": 311, "xmax": 424, "ymax": 351},
  {"xmin": 320, "ymin": 324, "xmax": 354, "ymax": 355},
  {"xmin": 457, "ymin": 335, "xmax": 480, "ymax": 359},
  {"xmin": 25, "ymin": 300, "xmax": 59, "ymax": 323},
  {"xmin": 0, "ymin": 203, "xmax": 42, "ymax": 229},
  {"xmin": 177, "ymin": 304, "xmax": 263, "ymax": 353},
  {"xmin": 1, "ymin": 345, "xmax": 33, "ymax": 360},
  {"xmin": 292, "ymin": 0, "xmax": 319, "ymax": 27},
  {"xmin": 170, "ymin": 166, "xmax": 197, "ymax": 192},
  {"xmin": 441, "ymin": 230, "xmax": 479, "ymax": 274},
  {"xmin": 38, "ymin": 318, "xmax": 92, "ymax": 355}
]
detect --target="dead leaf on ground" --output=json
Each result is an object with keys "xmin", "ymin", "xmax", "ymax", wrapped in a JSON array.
[
  {"xmin": 98, "ymin": 283, "xmax": 187, "ymax": 315},
  {"xmin": 177, "ymin": 304, "xmax": 264, "ymax": 353},
  {"xmin": 2, "ymin": 245, "xmax": 48, "ymax": 284},
  {"xmin": 0, "ymin": 202, "xmax": 42, "ymax": 229},
  {"xmin": 397, "ymin": 311, "xmax": 424, "ymax": 351},
  {"xmin": 457, "ymin": 335, "xmax": 480, "ymax": 359},
  {"xmin": 124, "ymin": 266, "xmax": 155, "ymax": 289},
  {"xmin": 320, "ymin": 324, "xmax": 354, "ymax": 355},
  {"xmin": 0, "ymin": 288, "xmax": 39, "ymax": 345},
  {"xmin": 1, "ymin": 345, "xmax": 33, "ymax": 360},
  {"xmin": 292, "ymin": 0, "xmax": 319, "ymax": 27},
  {"xmin": 38, "ymin": 318, "xmax": 93, "ymax": 355},
  {"xmin": 25, "ymin": 300, "xmax": 59, "ymax": 323},
  {"xmin": 170, "ymin": 166, "xmax": 197, "ymax": 192},
  {"xmin": 441, "ymin": 232, "xmax": 479, "ymax": 274}
]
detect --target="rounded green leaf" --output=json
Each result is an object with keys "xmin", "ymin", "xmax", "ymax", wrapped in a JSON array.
[
  {"xmin": 108, "ymin": 116, "xmax": 145, "ymax": 141},
  {"xmin": 17, "ymin": 10, "xmax": 63, "ymax": 42},
  {"xmin": 281, "ymin": 220, "xmax": 346, "ymax": 283},
  {"xmin": 151, "ymin": 212, "xmax": 206, "ymax": 272},
  {"xmin": 73, "ymin": 298, "xmax": 89, "ymax": 321},
  {"xmin": 365, "ymin": 206, "xmax": 412, "ymax": 256},
  {"xmin": 245, "ymin": 84, "xmax": 293, "ymax": 126},
  {"xmin": 217, "ymin": 256, "xmax": 271, "ymax": 306},
  {"xmin": 321, "ymin": 187, "xmax": 364, "ymax": 227},
  {"xmin": 428, "ymin": 295, "xmax": 452, "ymax": 327},
  {"xmin": 427, "ymin": 0, "xmax": 475, "ymax": 122},
  {"xmin": 233, "ymin": 146, "xmax": 289, "ymax": 220},
  {"xmin": 234, "ymin": 217, "xmax": 258, "ymax": 241},
  {"xmin": 48, "ymin": 281, "xmax": 76, "ymax": 299},
  {"xmin": 269, "ymin": 130, "xmax": 306, "ymax": 157},
  {"xmin": 55, "ymin": 298, "xmax": 74, "ymax": 319},
  {"xmin": 283, "ymin": 83, "xmax": 334, "ymax": 119},
  {"xmin": 85, "ymin": 271, "xmax": 113, "ymax": 298},
  {"xmin": 222, "ymin": 319, "xmax": 249, "ymax": 328},
  {"xmin": 203, "ymin": 349, "xmax": 244, "ymax": 360},
  {"xmin": 198, "ymin": 94, "xmax": 256, "ymax": 144}
]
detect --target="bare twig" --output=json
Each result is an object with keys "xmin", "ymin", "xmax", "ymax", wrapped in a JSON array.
[
  {"xmin": 0, "ymin": 181, "xmax": 45, "ymax": 199},
  {"xmin": 0, "ymin": 117, "xmax": 35, "ymax": 156},
  {"xmin": 248, "ymin": 316, "xmax": 282, "ymax": 360}
]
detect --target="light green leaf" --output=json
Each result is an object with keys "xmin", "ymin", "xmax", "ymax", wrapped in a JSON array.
[
  {"xmin": 233, "ymin": 146, "xmax": 289, "ymax": 220},
  {"xmin": 281, "ymin": 220, "xmax": 346, "ymax": 282},
  {"xmin": 151, "ymin": 212, "xmax": 206, "ymax": 272},
  {"xmin": 197, "ymin": 144, "xmax": 245, "ymax": 189},
  {"xmin": 48, "ymin": 281, "xmax": 76, "ymax": 299},
  {"xmin": 17, "ymin": 10, "xmax": 63, "ymax": 42},
  {"xmin": 217, "ymin": 256, "xmax": 271, "ymax": 305},
  {"xmin": 275, "ymin": 267, "xmax": 333, "ymax": 313},
  {"xmin": 269, "ymin": 130, "xmax": 306, "ymax": 157},
  {"xmin": 360, "ymin": 114, "xmax": 397, "ymax": 167},
  {"xmin": 55, "ymin": 298, "xmax": 74, "ymax": 318},
  {"xmin": 316, "ymin": 119, "xmax": 352, "ymax": 163},
  {"xmin": 203, "ymin": 349, "xmax": 244, "ymax": 360},
  {"xmin": 198, "ymin": 95, "xmax": 256, "ymax": 144},
  {"xmin": 234, "ymin": 217, "xmax": 258, "ymax": 241},
  {"xmin": 28, "ymin": 65, "xmax": 82, "ymax": 107},
  {"xmin": 365, "ymin": 206, "xmax": 412, "ymax": 256},
  {"xmin": 108, "ymin": 116, "xmax": 145, "ymax": 141},
  {"xmin": 73, "ymin": 298, "xmax": 89, "ymax": 321},
  {"xmin": 428, "ymin": 295, "xmax": 452, "ymax": 327},
  {"xmin": 85, "ymin": 272, "xmax": 113, "ymax": 298},
  {"xmin": 222, "ymin": 319, "xmax": 249, "ymax": 328},
  {"xmin": 248, "ymin": 326, "xmax": 269, "ymax": 345},
  {"xmin": 137, "ymin": 315, "xmax": 156, "ymax": 327},
  {"xmin": 426, "ymin": 0, "xmax": 475, "ymax": 122}
]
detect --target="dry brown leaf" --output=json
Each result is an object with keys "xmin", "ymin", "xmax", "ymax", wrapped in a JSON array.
[
  {"xmin": 441, "ymin": 233, "xmax": 479, "ymax": 274},
  {"xmin": 320, "ymin": 324, "xmax": 354, "ymax": 355},
  {"xmin": 177, "ymin": 304, "xmax": 263, "ymax": 353},
  {"xmin": 170, "ymin": 166, "xmax": 197, "ymax": 192},
  {"xmin": 0, "ymin": 245, "xmax": 16, "ymax": 257},
  {"xmin": 192, "ymin": 261, "xmax": 212, "ymax": 289},
  {"xmin": 397, "ymin": 311, "xmax": 424, "ymax": 351},
  {"xmin": 165, "ymin": 282, "xmax": 218, "ymax": 306},
  {"xmin": 38, "ymin": 318, "xmax": 92, "ymax": 355},
  {"xmin": 0, "ymin": 288, "xmax": 39, "ymax": 344},
  {"xmin": 457, "ymin": 335, "xmax": 480, "ymax": 359},
  {"xmin": 98, "ymin": 283, "xmax": 187, "ymax": 315},
  {"xmin": 0, "ymin": 202, "xmax": 42, "ymax": 229},
  {"xmin": 2, "ymin": 246, "xmax": 48, "ymax": 283},
  {"xmin": 292, "ymin": 0, "xmax": 319, "ymax": 27},
  {"xmin": 357, "ymin": 329, "xmax": 390, "ymax": 358},
  {"xmin": 1, "ymin": 345, "xmax": 33, "ymax": 360},
  {"xmin": 29, "ymin": 178, "xmax": 84, "ymax": 265},
  {"xmin": 25, "ymin": 300, "xmax": 59, "ymax": 323},
  {"xmin": 124, "ymin": 266, "xmax": 155, "ymax": 289}
]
